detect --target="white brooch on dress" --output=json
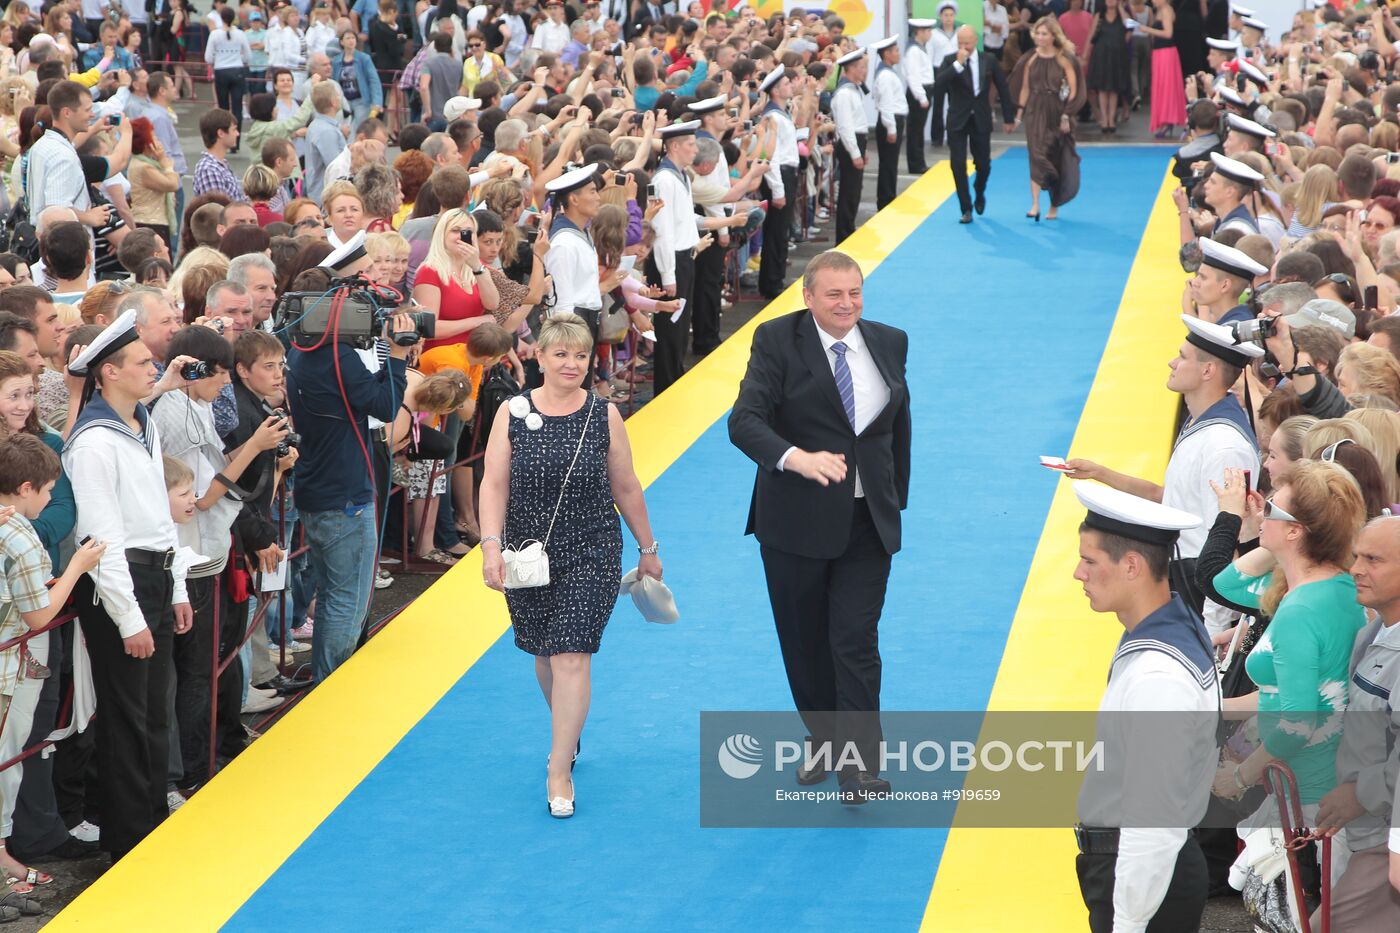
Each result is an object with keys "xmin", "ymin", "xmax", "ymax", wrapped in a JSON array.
[
  {"xmin": 507, "ymin": 395, "xmax": 531, "ymax": 419},
  {"xmin": 524, "ymin": 413, "xmax": 543, "ymax": 431}
]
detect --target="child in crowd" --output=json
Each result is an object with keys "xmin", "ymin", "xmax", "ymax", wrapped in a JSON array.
[
  {"xmin": 0, "ymin": 435, "xmax": 103, "ymax": 911},
  {"xmin": 418, "ymin": 322, "xmax": 514, "ymax": 547}
]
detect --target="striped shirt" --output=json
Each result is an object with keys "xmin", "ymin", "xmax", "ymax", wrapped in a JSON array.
[
  {"xmin": 193, "ymin": 153, "xmax": 246, "ymax": 200},
  {"xmin": 25, "ymin": 130, "xmax": 90, "ymax": 222}
]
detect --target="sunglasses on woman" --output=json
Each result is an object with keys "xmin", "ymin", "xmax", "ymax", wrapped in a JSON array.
[
  {"xmin": 1262, "ymin": 498, "xmax": 1301, "ymax": 523},
  {"xmin": 1320, "ymin": 438, "xmax": 1355, "ymax": 462}
]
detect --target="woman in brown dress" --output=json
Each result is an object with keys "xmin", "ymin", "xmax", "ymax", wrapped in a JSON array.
[{"xmin": 1013, "ymin": 16, "xmax": 1086, "ymax": 220}]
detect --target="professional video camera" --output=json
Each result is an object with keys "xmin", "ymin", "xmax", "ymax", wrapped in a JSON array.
[{"xmin": 275, "ymin": 276, "xmax": 435, "ymax": 350}]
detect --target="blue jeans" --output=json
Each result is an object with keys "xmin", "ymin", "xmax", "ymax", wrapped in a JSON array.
[
  {"xmin": 301, "ymin": 504, "xmax": 378, "ymax": 682},
  {"xmin": 347, "ymin": 97, "xmax": 371, "ymax": 130}
]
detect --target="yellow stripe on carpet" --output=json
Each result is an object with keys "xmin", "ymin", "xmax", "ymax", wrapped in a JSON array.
[
  {"xmin": 920, "ymin": 166, "xmax": 1187, "ymax": 931},
  {"xmin": 50, "ymin": 164, "xmax": 960, "ymax": 931}
]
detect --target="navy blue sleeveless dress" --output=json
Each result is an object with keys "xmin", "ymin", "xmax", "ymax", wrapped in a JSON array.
[{"xmin": 503, "ymin": 391, "xmax": 622, "ymax": 655}]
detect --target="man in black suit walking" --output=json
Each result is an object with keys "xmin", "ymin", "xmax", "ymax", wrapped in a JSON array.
[
  {"xmin": 933, "ymin": 25, "xmax": 1015, "ymax": 224},
  {"xmin": 728, "ymin": 250, "xmax": 911, "ymax": 804}
]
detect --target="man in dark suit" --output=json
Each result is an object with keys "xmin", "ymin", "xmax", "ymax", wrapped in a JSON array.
[
  {"xmin": 932, "ymin": 25, "xmax": 1016, "ymax": 224},
  {"xmin": 728, "ymin": 250, "xmax": 911, "ymax": 804}
]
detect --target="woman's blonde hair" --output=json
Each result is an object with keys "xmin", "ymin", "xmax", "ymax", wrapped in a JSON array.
[
  {"xmin": 1373, "ymin": 121, "xmax": 1400, "ymax": 152},
  {"xmin": 1306, "ymin": 417, "xmax": 1375, "ymax": 457},
  {"xmin": 321, "ymin": 181, "xmax": 364, "ymax": 215},
  {"xmin": 1272, "ymin": 415, "xmax": 1320, "ymax": 470},
  {"xmin": 1338, "ymin": 343, "xmax": 1400, "ymax": 407},
  {"xmin": 1260, "ymin": 460, "xmax": 1366, "ymax": 616},
  {"xmin": 167, "ymin": 247, "xmax": 230, "ymax": 317},
  {"xmin": 1032, "ymin": 15, "xmax": 1075, "ymax": 76},
  {"xmin": 242, "ymin": 164, "xmax": 281, "ymax": 202},
  {"xmin": 536, "ymin": 312, "xmax": 593, "ymax": 353},
  {"xmin": 1345, "ymin": 407, "xmax": 1400, "ymax": 502},
  {"xmin": 415, "ymin": 368, "xmax": 473, "ymax": 414},
  {"xmin": 365, "ymin": 230, "xmax": 410, "ymax": 260},
  {"xmin": 1293, "ymin": 164, "xmax": 1340, "ymax": 229},
  {"xmin": 422, "ymin": 208, "xmax": 478, "ymax": 288}
]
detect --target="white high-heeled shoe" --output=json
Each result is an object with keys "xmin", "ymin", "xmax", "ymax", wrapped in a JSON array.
[{"xmin": 547, "ymin": 780, "xmax": 575, "ymax": 819}]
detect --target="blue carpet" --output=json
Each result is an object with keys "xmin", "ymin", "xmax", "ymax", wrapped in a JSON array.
[{"xmin": 226, "ymin": 148, "xmax": 1167, "ymax": 931}]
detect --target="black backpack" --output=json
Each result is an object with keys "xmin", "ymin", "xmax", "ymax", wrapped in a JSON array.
[
  {"xmin": 473, "ymin": 364, "xmax": 521, "ymax": 458},
  {"xmin": 0, "ymin": 198, "xmax": 39, "ymax": 264}
]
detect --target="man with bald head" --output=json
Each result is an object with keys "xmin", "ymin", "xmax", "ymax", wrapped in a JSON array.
[
  {"xmin": 1313, "ymin": 516, "xmax": 1400, "ymax": 930},
  {"xmin": 931, "ymin": 24, "xmax": 1014, "ymax": 224}
]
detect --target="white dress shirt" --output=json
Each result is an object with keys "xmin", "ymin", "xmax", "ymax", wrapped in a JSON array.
[
  {"xmin": 651, "ymin": 161, "xmax": 700, "ymax": 286},
  {"xmin": 952, "ymin": 51, "xmax": 980, "ymax": 96},
  {"xmin": 762, "ymin": 105, "xmax": 799, "ymax": 198},
  {"xmin": 777, "ymin": 321, "xmax": 890, "ymax": 497},
  {"xmin": 26, "ymin": 129, "xmax": 90, "ymax": 221},
  {"xmin": 903, "ymin": 42, "xmax": 934, "ymax": 105},
  {"xmin": 831, "ymin": 79, "xmax": 869, "ymax": 160},
  {"xmin": 983, "ymin": 0, "xmax": 1009, "ymax": 50},
  {"xmin": 531, "ymin": 19, "xmax": 570, "ymax": 53},
  {"xmin": 872, "ymin": 63, "xmax": 909, "ymax": 134}
]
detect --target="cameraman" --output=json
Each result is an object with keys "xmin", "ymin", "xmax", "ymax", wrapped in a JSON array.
[{"xmin": 285, "ymin": 254, "xmax": 414, "ymax": 682}]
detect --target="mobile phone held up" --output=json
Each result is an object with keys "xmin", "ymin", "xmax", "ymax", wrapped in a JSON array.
[
  {"xmin": 647, "ymin": 182, "xmax": 658, "ymax": 201},
  {"xmin": 460, "ymin": 228, "xmax": 475, "ymax": 245}
]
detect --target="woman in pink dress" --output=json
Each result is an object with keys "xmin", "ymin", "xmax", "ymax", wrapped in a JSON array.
[{"xmin": 1141, "ymin": 0, "xmax": 1186, "ymax": 137}]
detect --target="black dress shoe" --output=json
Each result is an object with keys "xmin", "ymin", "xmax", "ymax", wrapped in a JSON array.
[
  {"xmin": 796, "ymin": 759, "xmax": 829, "ymax": 785},
  {"xmin": 255, "ymin": 674, "xmax": 313, "ymax": 695},
  {"xmin": 8, "ymin": 836, "xmax": 98, "ymax": 862},
  {"xmin": 974, "ymin": 194, "xmax": 986, "ymax": 215},
  {"xmin": 838, "ymin": 771, "xmax": 892, "ymax": 806},
  {"xmin": 959, "ymin": 211, "xmax": 973, "ymax": 224}
]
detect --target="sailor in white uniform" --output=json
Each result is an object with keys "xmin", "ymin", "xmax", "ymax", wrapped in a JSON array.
[
  {"xmin": 756, "ymin": 64, "xmax": 799, "ymax": 301},
  {"xmin": 870, "ymin": 36, "xmax": 908, "ymax": 210},
  {"xmin": 63, "ymin": 309, "xmax": 193, "ymax": 861},
  {"xmin": 903, "ymin": 18, "xmax": 936, "ymax": 174},
  {"xmin": 543, "ymin": 163, "xmax": 604, "ymax": 323},
  {"xmin": 830, "ymin": 47, "xmax": 870, "ymax": 244},
  {"xmin": 649, "ymin": 120, "xmax": 702, "ymax": 395},
  {"xmin": 1066, "ymin": 315, "xmax": 1262, "ymax": 630},
  {"xmin": 926, "ymin": 0, "xmax": 960, "ymax": 146},
  {"xmin": 1071, "ymin": 482, "xmax": 1219, "ymax": 933}
]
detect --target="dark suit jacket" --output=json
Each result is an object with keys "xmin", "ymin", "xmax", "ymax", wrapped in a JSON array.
[
  {"xmin": 728, "ymin": 311, "xmax": 911, "ymax": 560},
  {"xmin": 932, "ymin": 51, "xmax": 1015, "ymax": 134}
]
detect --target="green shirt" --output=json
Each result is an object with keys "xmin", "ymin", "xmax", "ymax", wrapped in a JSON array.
[{"xmin": 1214, "ymin": 567, "xmax": 1366, "ymax": 803}]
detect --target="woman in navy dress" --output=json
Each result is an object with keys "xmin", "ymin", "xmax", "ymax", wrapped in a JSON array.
[{"xmin": 479, "ymin": 313, "xmax": 663, "ymax": 819}]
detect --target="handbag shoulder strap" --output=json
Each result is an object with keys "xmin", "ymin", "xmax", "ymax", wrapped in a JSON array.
[{"xmin": 542, "ymin": 393, "xmax": 596, "ymax": 548}]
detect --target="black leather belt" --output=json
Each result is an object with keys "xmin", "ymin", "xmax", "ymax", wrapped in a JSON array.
[
  {"xmin": 1074, "ymin": 825, "xmax": 1120, "ymax": 855},
  {"xmin": 125, "ymin": 547, "xmax": 175, "ymax": 571}
]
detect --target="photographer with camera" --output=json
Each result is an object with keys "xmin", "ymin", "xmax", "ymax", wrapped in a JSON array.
[
  {"xmin": 150, "ymin": 324, "xmax": 290, "ymax": 790},
  {"xmin": 285, "ymin": 239, "xmax": 416, "ymax": 682}
]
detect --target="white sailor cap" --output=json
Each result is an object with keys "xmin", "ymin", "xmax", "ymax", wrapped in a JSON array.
[
  {"xmin": 836, "ymin": 47, "xmax": 867, "ymax": 66},
  {"xmin": 1218, "ymin": 85, "xmax": 1249, "ymax": 108},
  {"xmin": 443, "ymin": 96, "xmax": 481, "ymax": 122},
  {"xmin": 1074, "ymin": 482, "xmax": 1201, "ymax": 547},
  {"xmin": 659, "ymin": 119, "xmax": 701, "ymax": 140},
  {"xmin": 909, "ymin": 17, "xmax": 939, "ymax": 29},
  {"xmin": 1226, "ymin": 112, "xmax": 1275, "ymax": 140},
  {"xmin": 758, "ymin": 64, "xmax": 786, "ymax": 93},
  {"xmin": 1209, "ymin": 150, "xmax": 1264, "ymax": 187},
  {"xmin": 1237, "ymin": 60, "xmax": 1268, "ymax": 88},
  {"xmin": 688, "ymin": 94, "xmax": 727, "ymax": 114},
  {"xmin": 1241, "ymin": 16, "xmax": 1267, "ymax": 31},
  {"xmin": 1182, "ymin": 313, "xmax": 1265, "ymax": 368},
  {"xmin": 1199, "ymin": 236, "xmax": 1268, "ymax": 281},
  {"xmin": 871, "ymin": 36, "xmax": 898, "ymax": 53},
  {"xmin": 544, "ymin": 162, "xmax": 600, "ymax": 197},
  {"xmin": 67, "ymin": 309, "xmax": 140, "ymax": 377},
  {"xmin": 319, "ymin": 229, "xmax": 368, "ymax": 273},
  {"xmin": 1230, "ymin": 4, "xmax": 1255, "ymax": 16},
  {"xmin": 1207, "ymin": 37, "xmax": 1239, "ymax": 53},
  {"xmin": 936, "ymin": 0, "xmax": 958, "ymax": 14}
]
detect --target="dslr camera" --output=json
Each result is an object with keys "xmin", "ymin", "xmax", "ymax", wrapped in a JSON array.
[{"xmin": 266, "ymin": 406, "xmax": 301, "ymax": 460}]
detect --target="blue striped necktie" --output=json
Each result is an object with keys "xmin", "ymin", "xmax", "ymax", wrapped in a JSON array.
[{"xmin": 831, "ymin": 341, "xmax": 856, "ymax": 429}]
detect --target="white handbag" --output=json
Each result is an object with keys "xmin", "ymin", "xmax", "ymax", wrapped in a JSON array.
[{"xmin": 502, "ymin": 396, "xmax": 595, "ymax": 590}]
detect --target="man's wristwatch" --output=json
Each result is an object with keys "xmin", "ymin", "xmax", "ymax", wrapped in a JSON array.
[{"xmin": 638, "ymin": 541, "xmax": 660, "ymax": 555}]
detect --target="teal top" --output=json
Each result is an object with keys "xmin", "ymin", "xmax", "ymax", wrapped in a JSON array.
[{"xmin": 1214, "ymin": 567, "xmax": 1366, "ymax": 803}]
